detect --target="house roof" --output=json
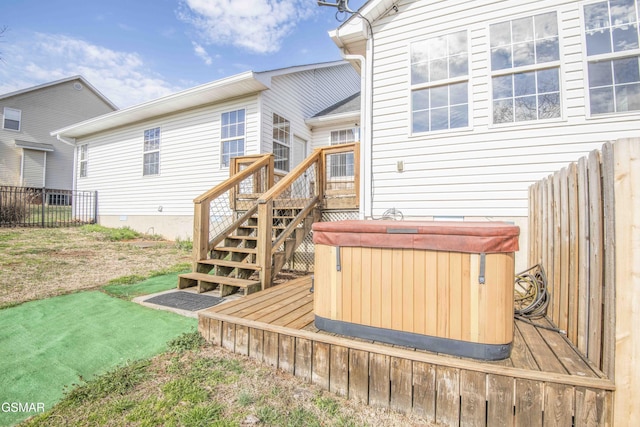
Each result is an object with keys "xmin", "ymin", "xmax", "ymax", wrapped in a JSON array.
[
  {"xmin": 52, "ymin": 61, "xmax": 349, "ymax": 141},
  {"xmin": 0, "ymin": 75, "xmax": 118, "ymax": 110},
  {"xmin": 306, "ymin": 92, "xmax": 361, "ymax": 125}
]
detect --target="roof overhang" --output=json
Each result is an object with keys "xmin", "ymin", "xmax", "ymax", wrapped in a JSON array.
[
  {"xmin": 15, "ymin": 140, "xmax": 55, "ymax": 152},
  {"xmin": 306, "ymin": 111, "xmax": 361, "ymax": 126},
  {"xmin": 51, "ymin": 72, "xmax": 269, "ymax": 140},
  {"xmin": 329, "ymin": 0, "xmax": 399, "ymax": 56}
]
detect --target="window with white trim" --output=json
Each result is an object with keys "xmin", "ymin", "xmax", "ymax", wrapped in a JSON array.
[
  {"xmin": 143, "ymin": 127, "xmax": 160, "ymax": 176},
  {"xmin": 79, "ymin": 144, "xmax": 88, "ymax": 178},
  {"xmin": 273, "ymin": 114, "xmax": 290, "ymax": 171},
  {"xmin": 3, "ymin": 108, "xmax": 21, "ymax": 131},
  {"xmin": 584, "ymin": 0, "xmax": 640, "ymax": 114},
  {"xmin": 490, "ymin": 12, "xmax": 561, "ymax": 123},
  {"xmin": 410, "ymin": 30, "xmax": 469, "ymax": 133},
  {"xmin": 221, "ymin": 109, "xmax": 245, "ymax": 167},
  {"xmin": 330, "ymin": 128, "xmax": 358, "ymax": 177}
]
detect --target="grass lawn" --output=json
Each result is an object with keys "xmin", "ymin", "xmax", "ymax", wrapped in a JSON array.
[{"xmin": 0, "ymin": 291, "xmax": 196, "ymax": 427}]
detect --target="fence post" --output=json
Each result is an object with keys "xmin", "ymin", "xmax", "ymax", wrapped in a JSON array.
[
  {"xmin": 41, "ymin": 188, "xmax": 46, "ymax": 227},
  {"xmin": 93, "ymin": 191, "xmax": 98, "ymax": 224}
]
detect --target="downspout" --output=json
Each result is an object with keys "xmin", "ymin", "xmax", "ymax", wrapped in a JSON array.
[{"xmin": 338, "ymin": 42, "xmax": 373, "ymax": 219}]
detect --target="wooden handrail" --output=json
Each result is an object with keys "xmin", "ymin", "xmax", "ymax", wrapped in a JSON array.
[
  {"xmin": 258, "ymin": 150, "xmax": 321, "ymax": 204},
  {"xmin": 270, "ymin": 195, "xmax": 320, "ymax": 255},
  {"xmin": 194, "ymin": 154, "xmax": 273, "ymax": 204},
  {"xmin": 319, "ymin": 142, "xmax": 359, "ymax": 155}
]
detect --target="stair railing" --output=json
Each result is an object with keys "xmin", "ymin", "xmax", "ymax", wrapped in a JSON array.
[
  {"xmin": 256, "ymin": 150, "xmax": 323, "ymax": 290},
  {"xmin": 255, "ymin": 142, "xmax": 360, "ymax": 290},
  {"xmin": 192, "ymin": 154, "xmax": 274, "ymax": 269}
]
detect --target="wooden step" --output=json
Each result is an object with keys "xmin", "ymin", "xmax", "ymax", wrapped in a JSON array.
[
  {"xmin": 198, "ymin": 259, "xmax": 261, "ymax": 271},
  {"xmin": 178, "ymin": 272, "xmax": 260, "ymax": 296},
  {"xmin": 227, "ymin": 235, "xmax": 258, "ymax": 241},
  {"xmin": 213, "ymin": 246, "xmax": 257, "ymax": 254}
]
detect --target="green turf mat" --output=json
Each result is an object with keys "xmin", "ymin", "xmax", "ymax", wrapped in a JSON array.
[
  {"xmin": 102, "ymin": 271, "xmax": 185, "ymax": 300},
  {"xmin": 0, "ymin": 291, "xmax": 197, "ymax": 426}
]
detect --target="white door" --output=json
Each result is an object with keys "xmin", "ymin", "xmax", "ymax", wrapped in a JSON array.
[
  {"xmin": 292, "ymin": 136, "xmax": 307, "ymax": 169},
  {"xmin": 291, "ymin": 136, "xmax": 309, "ymax": 198}
]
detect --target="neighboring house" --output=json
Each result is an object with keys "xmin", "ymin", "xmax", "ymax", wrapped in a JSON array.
[
  {"xmin": 330, "ymin": 0, "xmax": 640, "ymax": 268},
  {"xmin": 52, "ymin": 61, "xmax": 360, "ymax": 239},
  {"xmin": 0, "ymin": 76, "xmax": 117, "ymax": 190}
]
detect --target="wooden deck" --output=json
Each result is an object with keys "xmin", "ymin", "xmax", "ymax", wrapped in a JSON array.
[{"xmin": 199, "ymin": 275, "xmax": 614, "ymax": 426}]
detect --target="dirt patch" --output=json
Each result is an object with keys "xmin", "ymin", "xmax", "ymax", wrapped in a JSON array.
[{"xmin": 0, "ymin": 228, "xmax": 190, "ymax": 307}]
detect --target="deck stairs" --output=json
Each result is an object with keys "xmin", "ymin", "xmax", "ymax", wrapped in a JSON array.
[
  {"xmin": 177, "ymin": 143, "xmax": 359, "ymax": 296},
  {"xmin": 178, "ymin": 204, "xmax": 320, "ymax": 296}
]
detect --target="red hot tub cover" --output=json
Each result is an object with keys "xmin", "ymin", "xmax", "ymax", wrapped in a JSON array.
[{"xmin": 312, "ymin": 220, "xmax": 519, "ymax": 254}]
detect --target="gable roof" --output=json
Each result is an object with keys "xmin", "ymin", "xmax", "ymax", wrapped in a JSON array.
[
  {"xmin": 0, "ymin": 75, "xmax": 118, "ymax": 110},
  {"xmin": 52, "ymin": 61, "xmax": 349, "ymax": 140}
]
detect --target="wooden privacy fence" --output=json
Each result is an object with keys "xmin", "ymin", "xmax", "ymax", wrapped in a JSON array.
[
  {"xmin": 529, "ymin": 138, "xmax": 640, "ymax": 425},
  {"xmin": 528, "ymin": 142, "xmax": 615, "ymax": 376}
]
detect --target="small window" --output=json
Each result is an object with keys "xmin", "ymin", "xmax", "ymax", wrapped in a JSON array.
[
  {"xmin": 490, "ymin": 12, "xmax": 561, "ymax": 123},
  {"xmin": 221, "ymin": 109, "xmax": 245, "ymax": 167},
  {"xmin": 79, "ymin": 145, "xmax": 88, "ymax": 178},
  {"xmin": 273, "ymin": 114, "xmax": 291, "ymax": 171},
  {"xmin": 143, "ymin": 127, "xmax": 160, "ymax": 176},
  {"xmin": 329, "ymin": 128, "xmax": 358, "ymax": 177},
  {"xmin": 3, "ymin": 108, "xmax": 21, "ymax": 131},
  {"xmin": 584, "ymin": 0, "xmax": 640, "ymax": 115}
]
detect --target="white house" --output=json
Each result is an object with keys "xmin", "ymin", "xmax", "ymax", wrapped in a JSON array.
[
  {"xmin": 330, "ymin": 0, "xmax": 640, "ymax": 268},
  {"xmin": 0, "ymin": 76, "xmax": 116, "ymax": 190},
  {"xmin": 52, "ymin": 61, "xmax": 360, "ymax": 239}
]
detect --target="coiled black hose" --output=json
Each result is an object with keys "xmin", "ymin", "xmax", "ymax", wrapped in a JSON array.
[{"xmin": 514, "ymin": 263, "xmax": 549, "ymax": 318}]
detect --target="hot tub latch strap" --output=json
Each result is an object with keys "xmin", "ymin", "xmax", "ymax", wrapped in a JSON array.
[
  {"xmin": 479, "ymin": 253, "xmax": 486, "ymax": 285},
  {"xmin": 336, "ymin": 246, "xmax": 341, "ymax": 271}
]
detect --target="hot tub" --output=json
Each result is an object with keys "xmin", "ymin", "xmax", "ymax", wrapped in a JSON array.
[{"xmin": 312, "ymin": 220, "xmax": 520, "ymax": 360}]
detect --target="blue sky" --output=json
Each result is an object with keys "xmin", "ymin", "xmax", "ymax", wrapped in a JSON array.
[{"xmin": 0, "ymin": 0, "xmax": 365, "ymax": 108}]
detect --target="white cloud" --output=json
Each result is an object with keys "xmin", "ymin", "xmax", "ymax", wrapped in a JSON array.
[
  {"xmin": 0, "ymin": 33, "xmax": 183, "ymax": 108},
  {"xmin": 178, "ymin": 0, "xmax": 316, "ymax": 54},
  {"xmin": 192, "ymin": 42, "xmax": 213, "ymax": 65}
]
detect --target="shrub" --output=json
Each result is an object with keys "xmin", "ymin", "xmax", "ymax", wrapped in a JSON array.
[{"xmin": 0, "ymin": 201, "xmax": 28, "ymax": 225}]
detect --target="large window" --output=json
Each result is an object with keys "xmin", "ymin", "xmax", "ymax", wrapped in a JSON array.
[
  {"xmin": 79, "ymin": 145, "xmax": 88, "ymax": 178},
  {"xmin": 221, "ymin": 109, "xmax": 245, "ymax": 167},
  {"xmin": 273, "ymin": 114, "xmax": 290, "ymax": 171},
  {"xmin": 584, "ymin": 0, "xmax": 640, "ymax": 114},
  {"xmin": 143, "ymin": 127, "xmax": 160, "ymax": 176},
  {"xmin": 410, "ymin": 30, "xmax": 469, "ymax": 133},
  {"xmin": 330, "ymin": 128, "xmax": 358, "ymax": 177},
  {"xmin": 3, "ymin": 108, "xmax": 21, "ymax": 131},
  {"xmin": 490, "ymin": 12, "xmax": 561, "ymax": 123}
]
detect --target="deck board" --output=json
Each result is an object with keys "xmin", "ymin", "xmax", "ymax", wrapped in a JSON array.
[{"xmin": 202, "ymin": 275, "xmax": 605, "ymax": 380}]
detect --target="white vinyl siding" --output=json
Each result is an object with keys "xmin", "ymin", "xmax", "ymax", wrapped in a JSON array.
[
  {"xmin": 584, "ymin": 0, "xmax": 640, "ymax": 115},
  {"xmin": 3, "ymin": 108, "xmax": 21, "ymax": 131},
  {"xmin": 259, "ymin": 63, "xmax": 360, "ymax": 167},
  {"xmin": 74, "ymin": 95, "xmax": 260, "ymax": 218},
  {"xmin": 364, "ymin": 0, "xmax": 640, "ymax": 219},
  {"xmin": 221, "ymin": 109, "xmax": 245, "ymax": 167}
]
